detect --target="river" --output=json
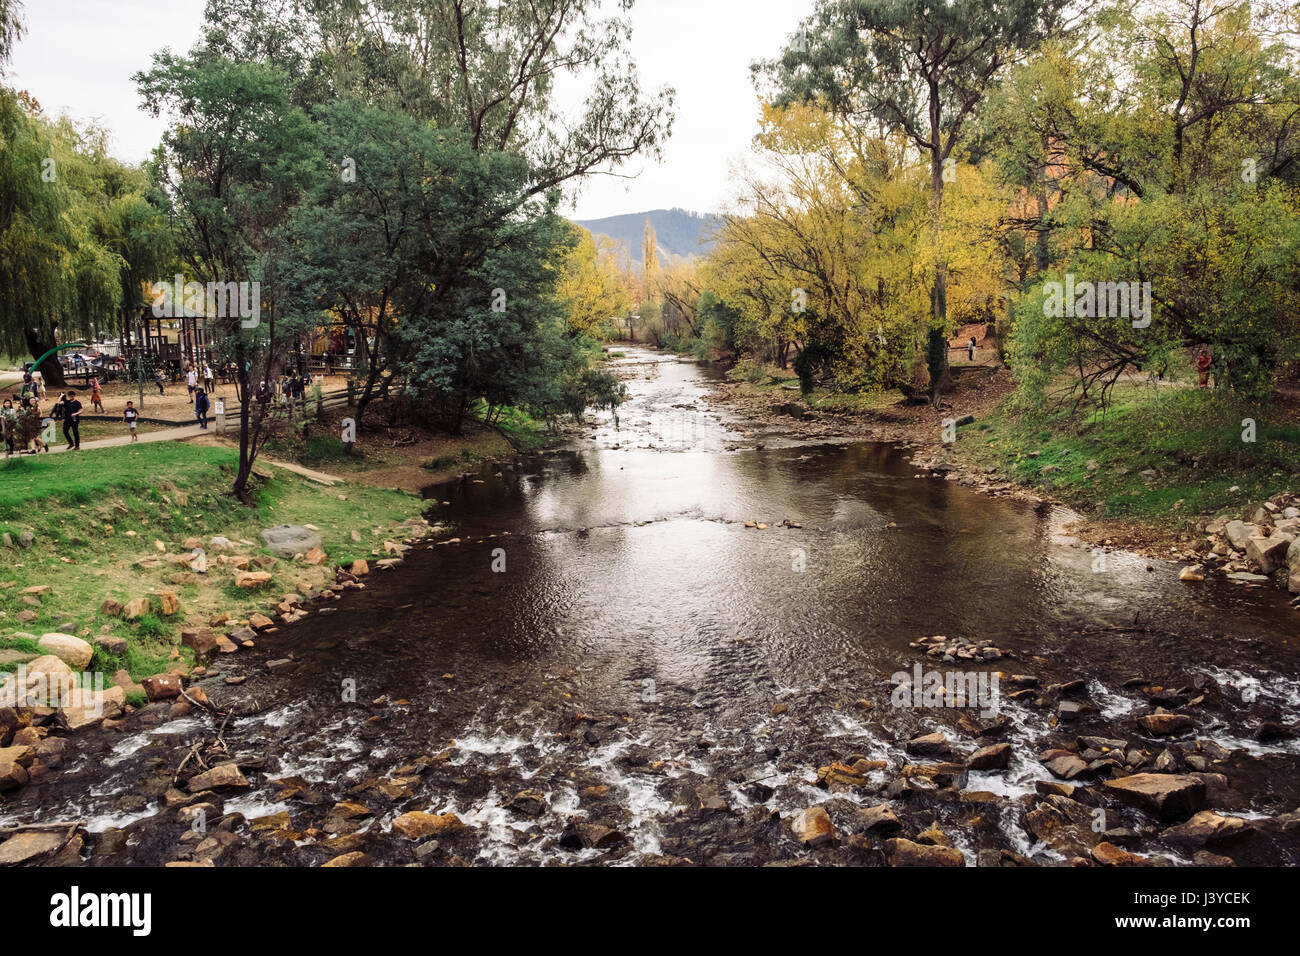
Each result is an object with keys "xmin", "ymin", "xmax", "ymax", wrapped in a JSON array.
[{"xmin": 4, "ymin": 348, "xmax": 1299, "ymax": 866}]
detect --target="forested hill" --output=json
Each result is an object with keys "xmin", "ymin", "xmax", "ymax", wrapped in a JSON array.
[{"xmin": 576, "ymin": 208, "xmax": 722, "ymax": 267}]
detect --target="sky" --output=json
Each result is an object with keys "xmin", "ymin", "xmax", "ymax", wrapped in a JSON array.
[{"xmin": 5, "ymin": 0, "xmax": 810, "ymax": 221}]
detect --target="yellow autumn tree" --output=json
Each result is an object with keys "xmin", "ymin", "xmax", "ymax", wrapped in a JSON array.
[{"xmin": 555, "ymin": 221, "xmax": 631, "ymax": 338}]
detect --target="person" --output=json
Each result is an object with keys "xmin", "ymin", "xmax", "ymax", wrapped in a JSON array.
[
  {"xmin": 91, "ymin": 376, "xmax": 104, "ymax": 413},
  {"xmin": 968, "ymin": 336, "xmax": 977, "ymax": 363},
  {"xmin": 51, "ymin": 391, "xmax": 67, "ymax": 445},
  {"xmin": 62, "ymin": 390, "xmax": 82, "ymax": 450},
  {"xmin": 203, "ymin": 363, "xmax": 214, "ymax": 393},
  {"xmin": 186, "ymin": 364, "xmax": 197, "ymax": 397},
  {"xmin": 154, "ymin": 367, "xmax": 166, "ymax": 396},
  {"xmin": 1196, "ymin": 347, "xmax": 1213, "ymax": 389},
  {"xmin": 20, "ymin": 397, "xmax": 47, "ymax": 453},
  {"xmin": 194, "ymin": 387, "xmax": 210, "ymax": 430},
  {"xmin": 123, "ymin": 400, "xmax": 140, "ymax": 442},
  {"xmin": 1, "ymin": 399, "xmax": 15, "ymax": 457}
]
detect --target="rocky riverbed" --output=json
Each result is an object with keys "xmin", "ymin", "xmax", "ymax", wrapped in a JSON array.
[{"xmin": 2, "ymin": 350, "xmax": 1298, "ymax": 867}]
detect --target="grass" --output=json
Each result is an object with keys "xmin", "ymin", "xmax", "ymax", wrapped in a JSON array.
[
  {"xmin": 957, "ymin": 384, "xmax": 1300, "ymax": 524},
  {"xmin": 0, "ymin": 440, "xmax": 425, "ymax": 689}
]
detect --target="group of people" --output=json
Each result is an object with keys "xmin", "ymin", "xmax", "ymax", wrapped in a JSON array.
[
  {"xmin": 2, "ymin": 387, "xmax": 84, "ymax": 456},
  {"xmin": 255, "ymin": 369, "xmax": 314, "ymax": 407}
]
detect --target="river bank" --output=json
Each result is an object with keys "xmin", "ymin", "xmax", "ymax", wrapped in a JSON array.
[
  {"xmin": 2, "ymin": 349, "xmax": 1298, "ymax": 867},
  {"xmin": 705, "ymin": 360, "xmax": 1300, "ymax": 605}
]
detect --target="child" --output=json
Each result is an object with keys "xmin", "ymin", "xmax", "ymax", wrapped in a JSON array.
[
  {"xmin": 123, "ymin": 401, "xmax": 139, "ymax": 442},
  {"xmin": 91, "ymin": 377, "xmax": 104, "ymax": 413}
]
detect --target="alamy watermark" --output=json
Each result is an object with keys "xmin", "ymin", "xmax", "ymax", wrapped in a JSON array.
[
  {"xmin": 0, "ymin": 664, "xmax": 106, "ymax": 714},
  {"xmin": 891, "ymin": 663, "xmax": 1001, "ymax": 718},
  {"xmin": 1042, "ymin": 274, "xmax": 1152, "ymax": 329},
  {"xmin": 151, "ymin": 274, "xmax": 261, "ymax": 328}
]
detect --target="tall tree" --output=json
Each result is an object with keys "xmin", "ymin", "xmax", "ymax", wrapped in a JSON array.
[
  {"xmin": 761, "ymin": 0, "xmax": 1066, "ymax": 400},
  {"xmin": 136, "ymin": 54, "xmax": 322, "ymax": 498},
  {"xmin": 199, "ymin": 0, "xmax": 675, "ymax": 199}
]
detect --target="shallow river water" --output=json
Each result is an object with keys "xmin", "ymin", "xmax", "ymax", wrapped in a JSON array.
[{"xmin": 5, "ymin": 349, "xmax": 1299, "ymax": 866}]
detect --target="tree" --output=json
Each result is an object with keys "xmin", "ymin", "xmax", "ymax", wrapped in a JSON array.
[
  {"xmin": 554, "ymin": 222, "xmax": 630, "ymax": 338},
  {"xmin": 199, "ymin": 0, "xmax": 675, "ymax": 200},
  {"xmin": 641, "ymin": 216, "xmax": 659, "ymax": 291},
  {"xmin": 0, "ymin": 92, "xmax": 126, "ymax": 385},
  {"xmin": 761, "ymin": 0, "xmax": 1067, "ymax": 400},
  {"xmin": 0, "ymin": 0, "xmax": 21, "ymax": 70},
  {"xmin": 986, "ymin": 1, "xmax": 1300, "ymax": 405},
  {"xmin": 136, "ymin": 53, "xmax": 322, "ymax": 498}
]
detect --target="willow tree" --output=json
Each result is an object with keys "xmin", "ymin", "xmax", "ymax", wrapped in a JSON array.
[
  {"xmin": 760, "ymin": 0, "xmax": 1067, "ymax": 401},
  {"xmin": 0, "ymin": 92, "xmax": 124, "ymax": 385}
]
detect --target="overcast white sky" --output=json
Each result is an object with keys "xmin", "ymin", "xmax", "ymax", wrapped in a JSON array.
[{"xmin": 5, "ymin": 0, "xmax": 809, "ymax": 220}]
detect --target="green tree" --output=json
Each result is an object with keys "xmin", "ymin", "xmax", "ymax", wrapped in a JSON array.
[{"xmin": 136, "ymin": 53, "xmax": 323, "ymax": 497}]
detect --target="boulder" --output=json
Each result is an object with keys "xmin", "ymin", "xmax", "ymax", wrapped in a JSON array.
[
  {"xmin": 1104, "ymin": 773, "xmax": 1206, "ymax": 821},
  {"xmin": 1160, "ymin": 811, "xmax": 1254, "ymax": 848},
  {"xmin": 884, "ymin": 837, "xmax": 965, "ymax": 866},
  {"xmin": 1223, "ymin": 520, "xmax": 1256, "ymax": 550},
  {"xmin": 36, "ymin": 633, "xmax": 93, "ymax": 670},
  {"xmin": 57, "ymin": 686, "xmax": 126, "ymax": 732},
  {"xmin": 504, "ymin": 790, "xmax": 548, "ymax": 817},
  {"xmin": 122, "ymin": 597, "xmax": 150, "ymax": 620},
  {"xmin": 391, "ymin": 811, "xmax": 465, "ymax": 839},
  {"xmin": 187, "ymin": 763, "xmax": 250, "ymax": 791},
  {"xmin": 854, "ymin": 804, "xmax": 903, "ymax": 834},
  {"xmin": 968, "ymin": 742, "xmax": 1012, "ymax": 770},
  {"xmin": 1040, "ymin": 749, "xmax": 1089, "ymax": 780},
  {"xmin": 1245, "ymin": 534, "xmax": 1293, "ymax": 574},
  {"xmin": 0, "ymin": 744, "xmax": 35, "ymax": 791},
  {"xmin": 1138, "ymin": 713, "xmax": 1195, "ymax": 736},
  {"xmin": 154, "ymin": 591, "xmax": 181, "ymax": 617},
  {"xmin": 791, "ymin": 806, "xmax": 838, "ymax": 848},
  {"xmin": 1092, "ymin": 841, "xmax": 1149, "ymax": 866},
  {"xmin": 141, "ymin": 673, "xmax": 183, "ymax": 701},
  {"xmin": 93, "ymin": 634, "xmax": 127, "ymax": 656},
  {"xmin": 0, "ymin": 830, "xmax": 64, "ymax": 864},
  {"xmin": 558, "ymin": 823, "xmax": 626, "ymax": 851},
  {"xmin": 350, "ymin": 559, "xmax": 370, "ymax": 577},
  {"xmin": 260, "ymin": 525, "xmax": 324, "ymax": 558},
  {"xmin": 904, "ymin": 732, "xmax": 950, "ymax": 757},
  {"xmin": 234, "ymin": 571, "xmax": 272, "ymax": 589},
  {"xmin": 181, "ymin": 629, "xmax": 219, "ymax": 660}
]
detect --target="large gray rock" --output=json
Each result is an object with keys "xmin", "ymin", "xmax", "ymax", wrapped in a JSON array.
[
  {"xmin": 260, "ymin": 525, "xmax": 323, "ymax": 558},
  {"xmin": 1224, "ymin": 520, "xmax": 1257, "ymax": 551},
  {"xmin": 1245, "ymin": 533, "xmax": 1293, "ymax": 574}
]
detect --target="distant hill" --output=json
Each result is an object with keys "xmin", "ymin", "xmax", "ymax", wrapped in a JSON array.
[{"xmin": 575, "ymin": 208, "xmax": 722, "ymax": 270}]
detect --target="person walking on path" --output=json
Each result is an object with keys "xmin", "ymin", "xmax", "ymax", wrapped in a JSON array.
[
  {"xmin": 186, "ymin": 364, "xmax": 198, "ymax": 397},
  {"xmin": 194, "ymin": 387, "xmax": 210, "ymax": 430},
  {"xmin": 91, "ymin": 377, "xmax": 104, "ymax": 413},
  {"xmin": 61, "ymin": 390, "xmax": 82, "ymax": 449},
  {"xmin": 123, "ymin": 401, "xmax": 140, "ymax": 442}
]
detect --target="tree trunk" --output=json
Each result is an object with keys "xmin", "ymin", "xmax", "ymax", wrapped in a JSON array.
[
  {"xmin": 928, "ymin": 147, "xmax": 949, "ymax": 403},
  {"xmin": 24, "ymin": 330, "xmax": 67, "ymax": 387}
]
